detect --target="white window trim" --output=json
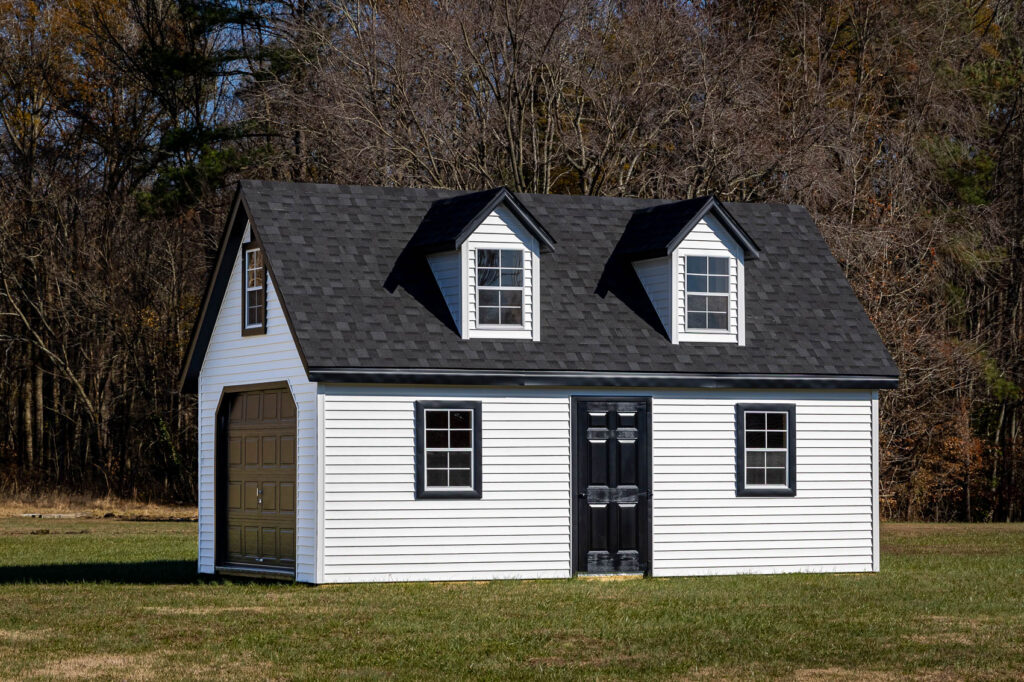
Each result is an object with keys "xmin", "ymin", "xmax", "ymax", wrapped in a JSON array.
[
  {"xmin": 474, "ymin": 247, "xmax": 527, "ymax": 330},
  {"xmin": 742, "ymin": 409, "xmax": 790, "ymax": 489},
  {"xmin": 244, "ymin": 247, "xmax": 264, "ymax": 329},
  {"xmin": 422, "ymin": 407, "xmax": 476, "ymax": 492},
  {"xmin": 673, "ymin": 247, "xmax": 743, "ymax": 344},
  {"xmin": 682, "ymin": 252, "xmax": 732, "ymax": 334}
]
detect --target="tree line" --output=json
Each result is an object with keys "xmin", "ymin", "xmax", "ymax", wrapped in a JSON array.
[{"xmin": 1, "ymin": 0, "xmax": 1022, "ymax": 520}]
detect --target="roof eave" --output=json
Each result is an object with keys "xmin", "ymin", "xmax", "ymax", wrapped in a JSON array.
[{"xmin": 307, "ymin": 367, "xmax": 899, "ymax": 390}]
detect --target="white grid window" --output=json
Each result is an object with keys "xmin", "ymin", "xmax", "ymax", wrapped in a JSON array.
[
  {"xmin": 424, "ymin": 409, "xmax": 474, "ymax": 489},
  {"xmin": 744, "ymin": 411, "xmax": 789, "ymax": 486},
  {"xmin": 477, "ymin": 248, "xmax": 523, "ymax": 326},
  {"xmin": 686, "ymin": 255, "xmax": 729, "ymax": 330},
  {"xmin": 245, "ymin": 248, "xmax": 265, "ymax": 328}
]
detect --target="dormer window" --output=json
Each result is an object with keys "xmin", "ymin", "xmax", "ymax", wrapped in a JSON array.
[
  {"xmin": 242, "ymin": 244, "xmax": 267, "ymax": 335},
  {"xmin": 685, "ymin": 255, "xmax": 730, "ymax": 331},
  {"xmin": 477, "ymin": 249, "xmax": 524, "ymax": 326}
]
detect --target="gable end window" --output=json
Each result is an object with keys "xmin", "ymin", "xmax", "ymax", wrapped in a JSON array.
[
  {"xmin": 686, "ymin": 255, "xmax": 729, "ymax": 331},
  {"xmin": 242, "ymin": 244, "xmax": 267, "ymax": 335},
  {"xmin": 414, "ymin": 401, "xmax": 482, "ymax": 499},
  {"xmin": 735, "ymin": 403, "xmax": 796, "ymax": 497},
  {"xmin": 477, "ymin": 248, "xmax": 523, "ymax": 326}
]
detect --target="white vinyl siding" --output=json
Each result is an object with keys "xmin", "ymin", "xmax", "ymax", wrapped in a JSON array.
[
  {"xmin": 673, "ymin": 214, "xmax": 744, "ymax": 345},
  {"xmin": 464, "ymin": 207, "xmax": 539, "ymax": 341},
  {"xmin": 197, "ymin": 224, "xmax": 318, "ymax": 582},
  {"xmin": 317, "ymin": 386, "xmax": 876, "ymax": 583},
  {"xmin": 320, "ymin": 386, "xmax": 570, "ymax": 582},
  {"xmin": 633, "ymin": 257, "xmax": 672, "ymax": 336},
  {"xmin": 427, "ymin": 251, "xmax": 462, "ymax": 331}
]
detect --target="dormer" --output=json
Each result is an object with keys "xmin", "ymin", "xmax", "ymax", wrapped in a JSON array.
[
  {"xmin": 619, "ymin": 196, "xmax": 759, "ymax": 345},
  {"xmin": 410, "ymin": 188, "xmax": 556, "ymax": 341}
]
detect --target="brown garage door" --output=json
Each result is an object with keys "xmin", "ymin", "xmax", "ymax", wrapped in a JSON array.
[{"xmin": 218, "ymin": 387, "xmax": 296, "ymax": 572}]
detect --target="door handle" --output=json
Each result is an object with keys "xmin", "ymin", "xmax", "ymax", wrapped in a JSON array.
[
  {"xmin": 257, "ymin": 487, "xmax": 263, "ymax": 507},
  {"xmin": 577, "ymin": 492, "xmax": 586, "ymax": 499}
]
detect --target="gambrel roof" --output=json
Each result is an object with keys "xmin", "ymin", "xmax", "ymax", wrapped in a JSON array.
[{"xmin": 179, "ymin": 180, "xmax": 898, "ymax": 392}]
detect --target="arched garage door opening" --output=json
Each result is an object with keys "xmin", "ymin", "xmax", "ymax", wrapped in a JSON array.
[{"xmin": 216, "ymin": 384, "xmax": 297, "ymax": 575}]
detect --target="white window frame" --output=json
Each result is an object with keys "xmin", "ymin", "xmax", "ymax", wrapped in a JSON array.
[
  {"xmin": 422, "ymin": 408, "xmax": 475, "ymax": 492},
  {"xmin": 736, "ymin": 403, "xmax": 797, "ymax": 497},
  {"xmin": 244, "ymin": 247, "xmax": 265, "ymax": 329},
  {"xmin": 683, "ymin": 253, "xmax": 730, "ymax": 332},
  {"xmin": 476, "ymin": 248, "xmax": 525, "ymax": 329}
]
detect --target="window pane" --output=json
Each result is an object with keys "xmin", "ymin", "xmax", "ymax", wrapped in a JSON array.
[
  {"xmin": 500, "ymin": 269, "xmax": 523, "ymax": 286},
  {"xmin": 746, "ymin": 468, "xmax": 765, "ymax": 485},
  {"xmin": 687, "ymin": 312, "xmax": 707, "ymax": 329},
  {"xmin": 708, "ymin": 276, "xmax": 729, "ymax": 293},
  {"xmin": 747, "ymin": 451, "xmax": 765, "ymax": 467},
  {"xmin": 450, "ymin": 411, "xmax": 471, "ymax": 429},
  {"xmin": 426, "ymin": 411, "xmax": 448, "ymax": 428},
  {"xmin": 426, "ymin": 470, "xmax": 448, "ymax": 487},
  {"xmin": 708, "ymin": 313, "xmax": 728, "ymax": 329},
  {"xmin": 478, "ymin": 268, "xmax": 499, "ymax": 286},
  {"xmin": 478, "ymin": 249, "xmax": 499, "ymax": 267},
  {"xmin": 687, "ymin": 256, "xmax": 707, "ymax": 274},
  {"xmin": 449, "ymin": 451, "xmax": 471, "ymax": 468},
  {"xmin": 687, "ymin": 275, "xmax": 707, "ymax": 293},
  {"xmin": 500, "ymin": 307, "xmax": 523, "ymax": 325},
  {"xmin": 449, "ymin": 469, "xmax": 472, "ymax": 487},
  {"xmin": 449, "ymin": 430, "xmax": 471, "ymax": 448},
  {"xmin": 426, "ymin": 430, "xmax": 447, "ymax": 448},
  {"xmin": 708, "ymin": 257, "xmax": 729, "ymax": 275},
  {"xmin": 766, "ymin": 413, "xmax": 787, "ymax": 430},
  {"xmin": 688, "ymin": 294, "xmax": 708, "ymax": 312},
  {"xmin": 766, "ymin": 431, "xmax": 786, "ymax": 448},
  {"xmin": 765, "ymin": 468, "xmax": 787, "ymax": 485},
  {"xmin": 708, "ymin": 296, "xmax": 728, "ymax": 313},
  {"xmin": 426, "ymin": 452, "xmax": 447, "ymax": 468},
  {"xmin": 746, "ymin": 432, "xmax": 766, "ymax": 448},
  {"xmin": 766, "ymin": 451, "xmax": 786, "ymax": 468},
  {"xmin": 500, "ymin": 250, "xmax": 523, "ymax": 267},
  {"xmin": 746, "ymin": 412, "xmax": 766, "ymax": 430},
  {"xmin": 479, "ymin": 307, "xmax": 500, "ymax": 324},
  {"xmin": 500, "ymin": 290, "xmax": 523, "ymax": 307},
  {"xmin": 479, "ymin": 290, "xmax": 500, "ymax": 306}
]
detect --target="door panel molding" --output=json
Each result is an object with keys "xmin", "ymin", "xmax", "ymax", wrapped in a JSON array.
[{"xmin": 571, "ymin": 396, "xmax": 653, "ymax": 576}]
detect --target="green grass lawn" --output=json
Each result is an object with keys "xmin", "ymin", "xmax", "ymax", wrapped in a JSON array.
[{"xmin": 0, "ymin": 519, "xmax": 1021, "ymax": 680}]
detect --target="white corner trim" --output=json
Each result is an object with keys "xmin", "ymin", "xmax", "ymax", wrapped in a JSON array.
[
  {"xmin": 532, "ymin": 250, "xmax": 541, "ymax": 342},
  {"xmin": 316, "ymin": 384, "xmax": 326, "ymax": 583},
  {"xmin": 737, "ymin": 256, "xmax": 746, "ymax": 346},
  {"xmin": 670, "ymin": 248, "xmax": 680, "ymax": 343},
  {"xmin": 460, "ymin": 245, "xmax": 470, "ymax": 340},
  {"xmin": 871, "ymin": 389, "xmax": 880, "ymax": 572}
]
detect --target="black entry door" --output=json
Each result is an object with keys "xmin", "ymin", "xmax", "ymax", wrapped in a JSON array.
[{"xmin": 573, "ymin": 398, "xmax": 651, "ymax": 574}]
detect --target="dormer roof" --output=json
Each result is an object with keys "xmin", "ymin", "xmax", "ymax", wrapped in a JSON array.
[
  {"xmin": 618, "ymin": 195, "xmax": 760, "ymax": 261},
  {"xmin": 408, "ymin": 186, "xmax": 556, "ymax": 254}
]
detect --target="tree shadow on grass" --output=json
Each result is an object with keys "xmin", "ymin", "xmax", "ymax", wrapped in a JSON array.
[{"xmin": 0, "ymin": 560, "xmax": 204, "ymax": 585}]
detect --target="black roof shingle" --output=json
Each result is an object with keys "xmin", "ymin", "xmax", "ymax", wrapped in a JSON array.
[{"xmin": 180, "ymin": 180, "xmax": 898, "ymax": 391}]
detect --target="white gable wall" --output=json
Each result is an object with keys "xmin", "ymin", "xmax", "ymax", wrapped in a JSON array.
[
  {"xmin": 633, "ymin": 257, "xmax": 673, "ymax": 336},
  {"xmin": 427, "ymin": 250, "xmax": 462, "ymax": 331},
  {"xmin": 197, "ymin": 224, "xmax": 319, "ymax": 582},
  {"xmin": 318, "ymin": 385, "xmax": 877, "ymax": 583},
  {"xmin": 463, "ymin": 207, "xmax": 540, "ymax": 341},
  {"xmin": 672, "ymin": 214, "xmax": 745, "ymax": 345}
]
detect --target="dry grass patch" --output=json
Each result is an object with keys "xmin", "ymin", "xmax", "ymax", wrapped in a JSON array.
[
  {"xmin": 0, "ymin": 492, "xmax": 195, "ymax": 521},
  {"xmin": 32, "ymin": 653, "xmax": 157, "ymax": 681},
  {"xmin": 0, "ymin": 628, "xmax": 51, "ymax": 642}
]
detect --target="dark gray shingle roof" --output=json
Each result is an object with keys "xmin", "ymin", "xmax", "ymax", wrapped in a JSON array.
[{"xmin": 228, "ymin": 180, "xmax": 897, "ymax": 385}]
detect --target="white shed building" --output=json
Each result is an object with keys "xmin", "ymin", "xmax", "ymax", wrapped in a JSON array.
[{"xmin": 179, "ymin": 181, "xmax": 897, "ymax": 583}]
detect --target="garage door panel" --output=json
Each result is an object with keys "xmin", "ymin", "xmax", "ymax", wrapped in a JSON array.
[
  {"xmin": 280, "ymin": 436, "xmax": 295, "ymax": 466},
  {"xmin": 220, "ymin": 387, "xmax": 297, "ymax": 573},
  {"xmin": 244, "ymin": 436, "xmax": 259, "ymax": 466},
  {"xmin": 262, "ymin": 436, "xmax": 278, "ymax": 466},
  {"xmin": 280, "ymin": 482, "xmax": 295, "ymax": 512},
  {"xmin": 262, "ymin": 482, "xmax": 278, "ymax": 511}
]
